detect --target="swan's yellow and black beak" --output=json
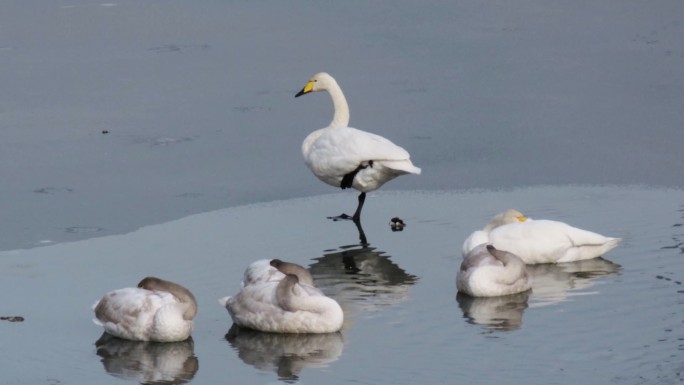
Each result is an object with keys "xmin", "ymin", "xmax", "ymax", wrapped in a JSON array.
[{"xmin": 295, "ymin": 80, "xmax": 314, "ymax": 98}]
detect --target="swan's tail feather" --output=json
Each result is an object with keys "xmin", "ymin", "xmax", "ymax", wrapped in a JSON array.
[
  {"xmin": 218, "ymin": 296, "xmax": 231, "ymax": 307},
  {"xmin": 381, "ymin": 160, "xmax": 421, "ymax": 175},
  {"xmin": 599, "ymin": 237, "xmax": 621, "ymax": 256}
]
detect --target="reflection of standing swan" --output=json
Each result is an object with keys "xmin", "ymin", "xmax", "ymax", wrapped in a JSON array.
[
  {"xmin": 94, "ymin": 332, "xmax": 198, "ymax": 384},
  {"xmin": 220, "ymin": 260, "xmax": 343, "ymax": 333},
  {"xmin": 463, "ymin": 209, "xmax": 621, "ymax": 264},
  {"xmin": 225, "ymin": 325, "xmax": 343, "ymax": 382},
  {"xmin": 309, "ymin": 245, "xmax": 417, "ymax": 324},
  {"xmin": 295, "ymin": 72, "xmax": 421, "ymax": 222},
  {"xmin": 93, "ymin": 277, "xmax": 197, "ymax": 342},
  {"xmin": 457, "ymin": 244, "xmax": 531, "ymax": 297}
]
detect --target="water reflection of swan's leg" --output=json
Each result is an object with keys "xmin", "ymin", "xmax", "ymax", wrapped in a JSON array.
[{"xmin": 353, "ymin": 215, "xmax": 368, "ymax": 245}]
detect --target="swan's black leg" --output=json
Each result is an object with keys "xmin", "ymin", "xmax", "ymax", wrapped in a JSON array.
[
  {"xmin": 326, "ymin": 192, "xmax": 367, "ymax": 226},
  {"xmin": 330, "ymin": 162, "xmax": 371, "ymax": 221},
  {"xmin": 340, "ymin": 162, "xmax": 370, "ymax": 189},
  {"xmin": 352, "ymin": 192, "xmax": 366, "ymax": 223},
  {"xmin": 326, "ymin": 192, "xmax": 369, "ymax": 244},
  {"xmin": 340, "ymin": 171, "xmax": 356, "ymax": 190}
]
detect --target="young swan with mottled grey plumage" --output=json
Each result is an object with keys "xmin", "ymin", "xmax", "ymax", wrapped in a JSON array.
[
  {"xmin": 457, "ymin": 244, "xmax": 531, "ymax": 297},
  {"xmin": 93, "ymin": 277, "xmax": 197, "ymax": 342},
  {"xmin": 462, "ymin": 209, "xmax": 621, "ymax": 264},
  {"xmin": 219, "ymin": 259, "xmax": 343, "ymax": 333}
]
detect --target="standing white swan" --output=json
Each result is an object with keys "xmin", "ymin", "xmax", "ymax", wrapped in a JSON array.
[
  {"xmin": 295, "ymin": 72, "xmax": 421, "ymax": 222},
  {"xmin": 220, "ymin": 259, "xmax": 344, "ymax": 333},
  {"xmin": 93, "ymin": 277, "xmax": 197, "ymax": 342},
  {"xmin": 462, "ymin": 209, "xmax": 621, "ymax": 264},
  {"xmin": 457, "ymin": 244, "xmax": 531, "ymax": 297}
]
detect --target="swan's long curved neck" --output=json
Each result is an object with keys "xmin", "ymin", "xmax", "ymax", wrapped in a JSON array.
[{"xmin": 327, "ymin": 83, "xmax": 350, "ymax": 128}]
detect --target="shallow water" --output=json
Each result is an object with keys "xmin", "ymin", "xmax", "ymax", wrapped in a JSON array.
[{"xmin": 1, "ymin": 186, "xmax": 682, "ymax": 384}]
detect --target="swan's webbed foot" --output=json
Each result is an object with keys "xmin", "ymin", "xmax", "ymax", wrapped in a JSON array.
[
  {"xmin": 326, "ymin": 193, "xmax": 368, "ymax": 244},
  {"xmin": 327, "ymin": 213, "xmax": 354, "ymax": 221},
  {"xmin": 327, "ymin": 192, "xmax": 365, "ymax": 223}
]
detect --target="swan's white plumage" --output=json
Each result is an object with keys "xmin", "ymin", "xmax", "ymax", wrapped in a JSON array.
[
  {"xmin": 296, "ymin": 72, "xmax": 420, "ymax": 195},
  {"xmin": 241, "ymin": 259, "xmax": 285, "ymax": 286},
  {"xmin": 463, "ymin": 209, "xmax": 621, "ymax": 264},
  {"xmin": 457, "ymin": 244, "xmax": 531, "ymax": 297},
  {"xmin": 220, "ymin": 259, "xmax": 343, "ymax": 334},
  {"xmin": 93, "ymin": 278, "xmax": 196, "ymax": 342}
]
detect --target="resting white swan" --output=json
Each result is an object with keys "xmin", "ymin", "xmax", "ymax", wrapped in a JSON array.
[
  {"xmin": 295, "ymin": 72, "xmax": 421, "ymax": 222},
  {"xmin": 462, "ymin": 209, "xmax": 621, "ymax": 264},
  {"xmin": 457, "ymin": 244, "xmax": 531, "ymax": 297},
  {"xmin": 220, "ymin": 259, "xmax": 344, "ymax": 333},
  {"xmin": 93, "ymin": 277, "xmax": 197, "ymax": 342}
]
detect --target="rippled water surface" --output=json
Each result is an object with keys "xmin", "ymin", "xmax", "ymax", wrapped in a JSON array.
[{"xmin": 1, "ymin": 186, "xmax": 682, "ymax": 384}]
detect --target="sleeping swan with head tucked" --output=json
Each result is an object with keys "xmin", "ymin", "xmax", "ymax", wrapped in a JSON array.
[
  {"xmin": 463, "ymin": 209, "xmax": 621, "ymax": 264},
  {"xmin": 457, "ymin": 244, "xmax": 531, "ymax": 297},
  {"xmin": 220, "ymin": 259, "xmax": 343, "ymax": 333},
  {"xmin": 93, "ymin": 277, "xmax": 197, "ymax": 342}
]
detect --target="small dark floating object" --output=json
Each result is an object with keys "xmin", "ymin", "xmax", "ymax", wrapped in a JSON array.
[
  {"xmin": 389, "ymin": 217, "xmax": 405, "ymax": 232},
  {"xmin": 1, "ymin": 316, "xmax": 24, "ymax": 322},
  {"xmin": 101, "ymin": 130, "xmax": 109, "ymax": 134}
]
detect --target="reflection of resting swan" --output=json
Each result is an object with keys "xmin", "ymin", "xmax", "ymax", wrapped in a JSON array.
[
  {"xmin": 295, "ymin": 72, "xmax": 421, "ymax": 222},
  {"xmin": 456, "ymin": 291, "xmax": 530, "ymax": 331},
  {"xmin": 527, "ymin": 257, "xmax": 621, "ymax": 307},
  {"xmin": 94, "ymin": 332, "xmax": 198, "ymax": 384},
  {"xmin": 225, "ymin": 324, "xmax": 343, "ymax": 382},
  {"xmin": 93, "ymin": 277, "xmax": 197, "ymax": 342},
  {"xmin": 457, "ymin": 244, "xmax": 531, "ymax": 297},
  {"xmin": 463, "ymin": 209, "xmax": 621, "ymax": 264},
  {"xmin": 456, "ymin": 257, "xmax": 620, "ymax": 331},
  {"xmin": 220, "ymin": 259, "xmax": 343, "ymax": 333}
]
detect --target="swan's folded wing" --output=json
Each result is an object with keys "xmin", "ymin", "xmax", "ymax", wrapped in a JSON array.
[
  {"xmin": 311, "ymin": 127, "xmax": 413, "ymax": 169},
  {"xmin": 242, "ymin": 259, "xmax": 284, "ymax": 286},
  {"xmin": 94, "ymin": 288, "xmax": 171, "ymax": 325}
]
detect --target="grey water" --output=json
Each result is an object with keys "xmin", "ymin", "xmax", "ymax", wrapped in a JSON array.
[
  {"xmin": 1, "ymin": 187, "xmax": 683, "ymax": 384},
  {"xmin": 1, "ymin": 1, "xmax": 683, "ymax": 384}
]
